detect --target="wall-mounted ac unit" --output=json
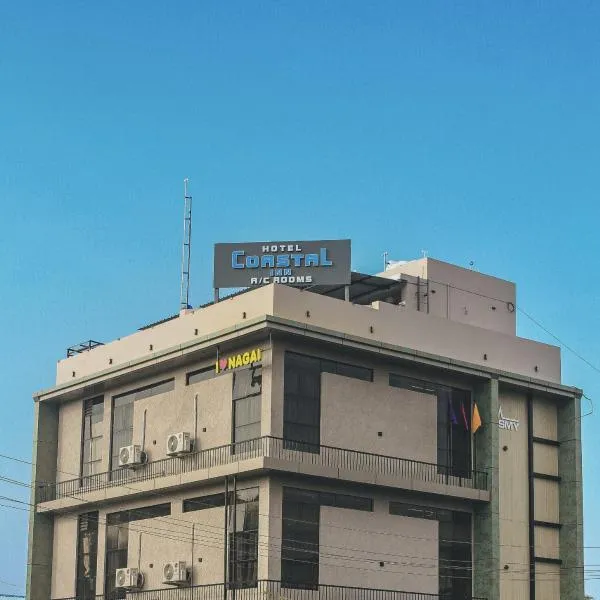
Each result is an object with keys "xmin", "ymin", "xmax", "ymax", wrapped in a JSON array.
[
  {"xmin": 166, "ymin": 432, "xmax": 192, "ymax": 457},
  {"xmin": 162, "ymin": 561, "xmax": 190, "ymax": 586},
  {"xmin": 115, "ymin": 567, "xmax": 144, "ymax": 590},
  {"xmin": 118, "ymin": 445, "xmax": 146, "ymax": 468}
]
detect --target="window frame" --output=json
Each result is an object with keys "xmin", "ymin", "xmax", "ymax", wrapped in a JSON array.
[{"xmin": 80, "ymin": 396, "xmax": 104, "ymax": 480}]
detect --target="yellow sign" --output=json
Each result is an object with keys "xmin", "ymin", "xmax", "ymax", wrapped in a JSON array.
[{"xmin": 215, "ymin": 348, "xmax": 262, "ymax": 373}]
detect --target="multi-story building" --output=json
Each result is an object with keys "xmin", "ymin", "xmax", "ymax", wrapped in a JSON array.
[{"xmin": 27, "ymin": 256, "xmax": 584, "ymax": 600}]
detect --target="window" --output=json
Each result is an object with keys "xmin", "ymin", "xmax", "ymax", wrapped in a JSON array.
[
  {"xmin": 389, "ymin": 502, "xmax": 438, "ymax": 521},
  {"xmin": 282, "ymin": 488, "xmax": 320, "ymax": 589},
  {"xmin": 233, "ymin": 366, "xmax": 262, "ymax": 445},
  {"xmin": 187, "ymin": 365, "xmax": 216, "ymax": 386},
  {"xmin": 437, "ymin": 388, "xmax": 472, "ymax": 479},
  {"xmin": 284, "ymin": 354, "xmax": 321, "ymax": 451},
  {"xmin": 183, "ymin": 492, "xmax": 231, "ymax": 512},
  {"xmin": 82, "ymin": 397, "xmax": 103, "ymax": 478},
  {"xmin": 321, "ymin": 359, "xmax": 373, "ymax": 382},
  {"xmin": 320, "ymin": 492, "xmax": 373, "ymax": 512},
  {"xmin": 104, "ymin": 517, "xmax": 128, "ymax": 600},
  {"xmin": 389, "ymin": 373, "xmax": 472, "ymax": 479},
  {"xmin": 228, "ymin": 488, "xmax": 259, "ymax": 588},
  {"xmin": 110, "ymin": 379, "xmax": 174, "ymax": 472},
  {"xmin": 388, "ymin": 373, "xmax": 438, "ymax": 395},
  {"xmin": 76, "ymin": 512, "xmax": 99, "ymax": 600},
  {"xmin": 439, "ymin": 510, "xmax": 472, "ymax": 600},
  {"xmin": 104, "ymin": 503, "xmax": 171, "ymax": 600}
]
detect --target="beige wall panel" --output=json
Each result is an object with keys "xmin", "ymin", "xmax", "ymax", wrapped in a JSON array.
[
  {"xmin": 534, "ymin": 479, "xmax": 560, "ymax": 523},
  {"xmin": 319, "ymin": 503, "xmax": 438, "ymax": 593},
  {"xmin": 535, "ymin": 526, "xmax": 560, "ymax": 560},
  {"xmin": 56, "ymin": 400, "xmax": 82, "ymax": 482},
  {"xmin": 533, "ymin": 444, "xmax": 559, "ymax": 477},
  {"xmin": 259, "ymin": 347, "xmax": 273, "ymax": 437},
  {"xmin": 535, "ymin": 562, "xmax": 560, "ymax": 600},
  {"xmin": 51, "ymin": 515, "xmax": 78, "ymax": 598},
  {"xmin": 448, "ymin": 286, "xmax": 515, "ymax": 335},
  {"xmin": 133, "ymin": 373, "xmax": 234, "ymax": 463},
  {"xmin": 498, "ymin": 390, "xmax": 529, "ymax": 600},
  {"xmin": 56, "ymin": 285, "xmax": 275, "ymax": 384},
  {"xmin": 266, "ymin": 479, "xmax": 283, "ymax": 580},
  {"xmin": 127, "ymin": 507, "xmax": 221, "ymax": 589},
  {"xmin": 533, "ymin": 398, "xmax": 558, "ymax": 440},
  {"xmin": 321, "ymin": 373, "xmax": 437, "ymax": 463},
  {"xmin": 426, "ymin": 281, "xmax": 449, "ymax": 319}
]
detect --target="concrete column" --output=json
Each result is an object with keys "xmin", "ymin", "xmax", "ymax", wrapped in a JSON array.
[
  {"xmin": 26, "ymin": 400, "xmax": 59, "ymax": 600},
  {"xmin": 558, "ymin": 394, "xmax": 584, "ymax": 599},
  {"xmin": 473, "ymin": 377, "xmax": 500, "ymax": 600}
]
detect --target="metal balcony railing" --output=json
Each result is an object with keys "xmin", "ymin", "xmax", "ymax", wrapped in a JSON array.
[
  {"xmin": 37, "ymin": 437, "xmax": 488, "ymax": 503},
  {"xmin": 52, "ymin": 579, "xmax": 487, "ymax": 600}
]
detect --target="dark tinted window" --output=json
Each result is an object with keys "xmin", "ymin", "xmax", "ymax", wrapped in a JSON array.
[
  {"xmin": 282, "ymin": 488, "xmax": 319, "ymax": 589},
  {"xmin": 389, "ymin": 502, "xmax": 438, "ymax": 520},
  {"xmin": 228, "ymin": 487, "xmax": 259, "ymax": 588},
  {"xmin": 114, "ymin": 379, "xmax": 174, "ymax": 403},
  {"xmin": 76, "ymin": 512, "xmax": 99, "ymax": 600},
  {"xmin": 106, "ymin": 503, "xmax": 171, "ymax": 525},
  {"xmin": 388, "ymin": 374, "xmax": 438, "ymax": 394},
  {"xmin": 233, "ymin": 366, "xmax": 262, "ymax": 445},
  {"xmin": 183, "ymin": 492, "xmax": 228, "ymax": 512},
  {"xmin": 186, "ymin": 366, "xmax": 216, "ymax": 385},
  {"xmin": 321, "ymin": 492, "xmax": 373, "ymax": 512},
  {"xmin": 82, "ymin": 397, "xmax": 103, "ymax": 478},
  {"xmin": 284, "ymin": 354, "xmax": 321, "ymax": 451},
  {"xmin": 323, "ymin": 359, "xmax": 373, "ymax": 382}
]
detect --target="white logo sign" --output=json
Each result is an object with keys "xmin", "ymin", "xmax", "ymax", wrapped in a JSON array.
[{"xmin": 498, "ymin": 407, "xmax": 519, "ymax": 431}]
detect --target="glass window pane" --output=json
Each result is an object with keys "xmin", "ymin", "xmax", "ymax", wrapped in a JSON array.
[
  {"xmin": 233, "ymin": 367, "xmax": 262, "ymax": 400},
  {"xmin": 187, "ymin": 366, "xmax": 215, "ymax": 385},
  {"xmin": 234, "ymin": 396, "xmax": 261, "ymax": 427}
]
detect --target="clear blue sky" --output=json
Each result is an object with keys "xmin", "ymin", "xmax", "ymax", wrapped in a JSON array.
[{"xmin": 1, "ymin": 1, "xmax": 599, "ymax": 596}]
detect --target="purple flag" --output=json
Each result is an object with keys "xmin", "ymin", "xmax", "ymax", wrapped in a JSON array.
[{"xmin": 448, "ymin": 396, "xmax": 458, "ymax": 425}]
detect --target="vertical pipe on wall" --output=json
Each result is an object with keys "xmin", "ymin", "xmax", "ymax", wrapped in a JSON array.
[
  {"xmin": 527, "ymin": 392, "xmax": 536, "ymax": 600},
  {"xmin": 223, "ymin": 476, "xmax": 229, "ymax": 600},
  {"xmin": 232, "ymin": 475, "xmax": 238, "ymax": 600},
  {"xmin": 194, "ymin": 394, "xmax": 199, "ymax": 449},
  {"xmin": 141, "ymin": 409, "xmax": 147, "ymax": 454},
  {"xmin": 190, "ymin": 523, "xmax": 195, "ymax": 586}
]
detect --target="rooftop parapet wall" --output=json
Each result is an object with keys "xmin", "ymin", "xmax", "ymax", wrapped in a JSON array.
[
  {"xmin": 380, "ymin": 258, "xmax": 517, "ymax": 336},
  {"xmin": 271, "ymin": 284, "xmax": 559, "ymax": 383},
  {"xmin": 56, "ymin": 282, "xmax": 560, "ymax": 387},
  {"xmin": 55, "ymin": 284, "xmax": 275, "ymax": 384}
]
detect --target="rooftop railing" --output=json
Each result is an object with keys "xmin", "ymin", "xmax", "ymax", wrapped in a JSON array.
[
  {"xmin": 53, "ymin": 579, "xmax": 487, "ymax": 600},
  {"xmin": 37, "ymin": 437, "xmax": 488, "ymax": 504}
]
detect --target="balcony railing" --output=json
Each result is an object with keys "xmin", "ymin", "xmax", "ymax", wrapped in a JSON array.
[
  {"xmin": 38, "ymin": 437, "xmax": 488, "ymax": 503},
  {"xmin": 53, "ymin": 579, "xmax": 487, "ymax": 600}
]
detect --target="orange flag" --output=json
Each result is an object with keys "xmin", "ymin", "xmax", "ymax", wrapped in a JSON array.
[{"xmin": 472, "ymin": 403, "xmax": 482, "ymax": 433}]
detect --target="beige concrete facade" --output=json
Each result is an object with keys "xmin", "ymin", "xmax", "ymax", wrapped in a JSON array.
[{"xmin": 28, "ymin": 257, "xmax": 583, "ymax": 600}]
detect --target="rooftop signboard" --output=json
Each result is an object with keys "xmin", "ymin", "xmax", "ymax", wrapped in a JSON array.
[{"xmin": 214, "ymin": 239, "xmax": 351, "ymax": 289}]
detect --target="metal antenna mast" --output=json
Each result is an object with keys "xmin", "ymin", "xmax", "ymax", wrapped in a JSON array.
[{"xmin": 179, "ymin": 178, "xmax": 192, "ymax": 311}]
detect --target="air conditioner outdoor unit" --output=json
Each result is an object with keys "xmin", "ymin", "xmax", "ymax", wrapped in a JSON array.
[
  {"xmin": 163, "ymin": 561, "xmax": 190, "ymax": 586},
  {"xmin": 166, "ymin": 432, "xmax": 192, "ymax": 457},
  {"xmin": 115, "ymin": 567, "xmax": 144, "ymax": 590},
  {"xmin": 118, "ymin": 445, "xmax": 146, "ymax": 468}
]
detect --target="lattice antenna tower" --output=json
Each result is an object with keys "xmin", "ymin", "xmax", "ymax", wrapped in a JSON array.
[{"xmin": 179, "ymin": 178, "xmax": 193, "ymax": 311}]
